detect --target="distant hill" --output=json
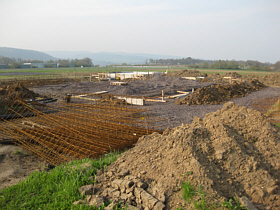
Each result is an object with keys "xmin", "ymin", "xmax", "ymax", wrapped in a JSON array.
[
  {"xmin": 0, "ymin": 47, "xmax": 56, "ymax": 61},
  {"xmin": 0, "ymin": 47, "xmax": 182, "ymax": 66},
  {"xmin": 44, "ymin": 51, "xmax": 182, "ymax": 66}
]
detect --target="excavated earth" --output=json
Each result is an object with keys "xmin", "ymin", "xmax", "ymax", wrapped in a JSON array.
[
  {"xmin": 176, "ymin": 79, "xmax": 266, "ymax": 105},
  {"xmin": 1, "ymin": 72, "xmax": 280, "ymax": 210},
  {"xmin": 77, "ymin": 102, "xmax": 280, "ymax": 210}
]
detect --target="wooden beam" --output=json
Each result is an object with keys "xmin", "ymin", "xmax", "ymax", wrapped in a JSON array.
[{"xmin": 177, "ymin": 91, "xmax": 189, "ymax": 94}]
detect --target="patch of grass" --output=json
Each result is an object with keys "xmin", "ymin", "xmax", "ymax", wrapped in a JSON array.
[
  {"xmin": 14, "ymin": 150, "xmax": 21, "ymax": 154},
  {"xmin": 222, "ymin": 197, "xmax": 246, "ymax": 210},
  {"xmin": 0, "ymin": 151, "xmax": 122, "ymax": 210},
  {"xmin": 276, "ymin": 123, "xmax": 280, "ymax": 128},
  {"xmin": 178, "ymin": 180, "xmax": 247, "ymax": 210},
  {"xmin": 181, "ymin": 181, "xmax": 196, "ymax": 203}
]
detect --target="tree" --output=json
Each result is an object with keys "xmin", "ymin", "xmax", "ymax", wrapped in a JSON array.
[
  {"xmin": 273, "ymin": 61, "xmax": 280, "ymax": 70},
  {"xmin": 200, "ymin": 62, "xmax": 209, "ymax": 69}
]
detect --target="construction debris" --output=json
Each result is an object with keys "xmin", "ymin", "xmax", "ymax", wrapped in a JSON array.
[{"xmin": 110, "ymin": 82, "xmax": 128, "ymax": 86}]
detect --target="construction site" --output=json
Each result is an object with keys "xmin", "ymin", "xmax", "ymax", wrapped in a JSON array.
[{"xmin": 0, "ymin": 70, "xmax": 280, "ymax": 209}]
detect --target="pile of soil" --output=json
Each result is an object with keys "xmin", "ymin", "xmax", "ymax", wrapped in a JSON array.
[
  {"xmin": 167, "ymin": 69, "xmax": 207, "ymax": 77},
  {"xmin": 0, "ymin": 82, "xmax": 39, "ymax": 101},
  {"xmin": 77, "ymin": 102, "xmax": 280, "ymax": 209},
  {"xmin": 242, "ymin": 73, "xmax": 280, "ymax": 87},
  {"xmin": 0, "ymin": 78, "xmax": 81, "ymax": 89},
  {"xmin": 176, "ymin": 79, "xmax": 266, "ymax": 105}
]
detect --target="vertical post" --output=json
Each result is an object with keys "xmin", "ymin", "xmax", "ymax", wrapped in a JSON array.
[{"xmin": 162, "ymin": 90, "xmax": 164, "ymax": 102}]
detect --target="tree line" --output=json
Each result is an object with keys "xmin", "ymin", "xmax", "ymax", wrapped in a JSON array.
[
  {"xmin": 0, "ymin": 56, "xmax": 94, "ymax": 68},
  {"xmin": 148, "ymin": 58, "xmax": 280, "ymax": 71}
]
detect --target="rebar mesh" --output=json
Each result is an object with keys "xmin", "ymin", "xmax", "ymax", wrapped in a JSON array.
[
  {"xmin": 0, "ymin": 96, "xmax": 167, "ymax": 165},
  {"xmin": 252, "ymin": 96, "xmax": 280, "ymax": 124}
]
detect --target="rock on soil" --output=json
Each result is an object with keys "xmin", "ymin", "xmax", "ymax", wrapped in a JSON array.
[
  {"xmin": 176, "ymin": 80, "xmax": 266, "ymax": 105},
  {"xmin": 77, "ymin": 102, "xmax": 280, "ymax": 210}
]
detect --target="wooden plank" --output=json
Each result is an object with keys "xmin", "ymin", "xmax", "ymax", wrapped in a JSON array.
[
  {"xmin": 182, "ymin": 77, "xmax": 197, "ymax": 80},
  {"xmin": 115, "ymin": 97, "xmax": 145, "ymax": 106},
  {"xmin": 110, "ymin": 82, "xmax": 128, "ymax": 86},
  {"xmin": 177, "ymin": 91, "xmax": 189, "ymax": 94},
  {"xmin": 145, "ymin": 99, "xmax": 166, "ymax": 103},
  {"xmin": 92, "ymin": 91, "xmax": 108, "ymax": 95},
  {"xmin": 71, "ymin": 96, "xmax": 96, "ymax": 101},
  {"xmin": 169, "ymin": 93, "xmax": 189, "ymax": 98}
]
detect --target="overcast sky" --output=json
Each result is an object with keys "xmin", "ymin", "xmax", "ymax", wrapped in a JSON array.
[{"xmin": 1, "ymin": 0, "xmax": 279, "ymax": 63}]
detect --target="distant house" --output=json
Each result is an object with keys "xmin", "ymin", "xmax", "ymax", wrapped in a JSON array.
[
  {"xmin": 20, "ymin": 63, "xmax": 45, "ymax": 68},
  {"xmin": 0, "ymin": 64, "xmax": 7, "ymax": 69},
  {"xmin": 21, "ymin": 63, "xmax": 32, "ymax": 68},
  {"xmin": 69, "ymin": 64, "xmax": 74, "ymax": 67},
  {"xmin": 31, "ymin": 63, "xmax": 45, "ymax": 68}
]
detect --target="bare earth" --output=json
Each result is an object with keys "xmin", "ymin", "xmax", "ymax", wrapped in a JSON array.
[{"xmin": 1, "ymin": 74, "xmax": 280, "ymax": 209}]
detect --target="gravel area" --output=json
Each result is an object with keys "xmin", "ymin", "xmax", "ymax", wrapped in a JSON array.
[{"xmin": 152, "ymin": 86, "xmax": 280, "ymax": 127}]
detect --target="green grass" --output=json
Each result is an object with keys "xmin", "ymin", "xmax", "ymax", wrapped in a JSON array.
[
  {"xmin": 178, "ymin": 178, "xmax": 247, "ymax": 210},
  {"xmin": 13, "ymin": 150, "xmax": 21, "ymax": 154},
  {"xmin": 0, "ymin": 151, "xmax": 122, "ymax": 210}
]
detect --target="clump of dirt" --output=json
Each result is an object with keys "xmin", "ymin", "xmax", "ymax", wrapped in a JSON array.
[
  {"xmin": 167, "ymin": 69, "xmax": 207, "ymax": 77},
  {"xmin": 78, "ymin": 102, "xmax": 280, "ymax": 209},
  {"xmin": 0, "ymin": 82, "xmax": 39, "ymax": 101},
  {"xmin": 176, "ymin": 79, "xmax": 266, "ymax": 105}
]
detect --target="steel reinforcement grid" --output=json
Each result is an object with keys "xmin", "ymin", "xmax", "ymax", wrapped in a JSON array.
[
  {"xmin": 252, "ymin": 96, "xmax": 280, "ymax": 124},
  {"xmin": 0, "ymin": 97, "xmax": 168, "ymax": 165}
]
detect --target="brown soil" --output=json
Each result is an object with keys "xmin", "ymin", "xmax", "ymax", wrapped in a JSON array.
[
  {"xmin": 176, "ymin": 79, "xmax": 266, "ymax": 105},
  {"xmin": 0, "ymin": 145, "xmax": 47, "ymax": 190},
  {"xmin": 0, "ymin": 82, "xmax": 39, "ymax": 101},
  {"xmin": 167, "ymin": 69, "xmax": 207, "ymax": 77},
  {"xmin": 88, "ymin": 102, "xmax": 280, "ymax": 210},
  {"xmin": 1, "ymin": 74, "xmax": 280, "ymax": 209},
  {"xmin": 167, "ymin": 70, "xmax": 280, "ymax": 87},
  {"xmin": 0, "ymin": 78, "xmax": 81, "ymax": 89},
  {"xmin": 242, "ymin": 73, "xmax": 280, "ymax": 87}
]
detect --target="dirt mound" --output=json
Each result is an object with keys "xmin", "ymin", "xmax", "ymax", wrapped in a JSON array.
[
  {"xmin": 0, "ymin": 82, "xmax": 39, "ymax": 101},
  {"xmin": 77, "ymin": 102, "xmax": 280, "ymax": 209},
  {"xmin": 242, "ymin": 73, "xmax": 280, "ymax": 87},
  {"xmin": 167, "ymin": 69, "xmax": 207, "ymax": 77},
  {"xmin": 176, "ymin": 79, "xmax": 266, "ymax": 105}
]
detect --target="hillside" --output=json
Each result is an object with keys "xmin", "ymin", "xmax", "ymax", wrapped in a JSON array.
[
  {"xmin": 44, "ymin": 51, "xmax": 182, "ymax": 66},
  {"xmin": 0, "ymin": 47, "xmax": 56, "ymax": 61}
]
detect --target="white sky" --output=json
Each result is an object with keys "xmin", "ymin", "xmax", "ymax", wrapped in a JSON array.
[{"xmin": 0, "ymin": 0, "xmax": 279, "ymax": 63}]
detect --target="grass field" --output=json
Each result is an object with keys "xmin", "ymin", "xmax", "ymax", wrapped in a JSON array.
[
  {"xmin": 0, "ymin": 151, "xmax": 122, "ymax": 210},
  {"xmin": 0, "ymin": 66, "xmax": 277, "ymax": 81}
]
